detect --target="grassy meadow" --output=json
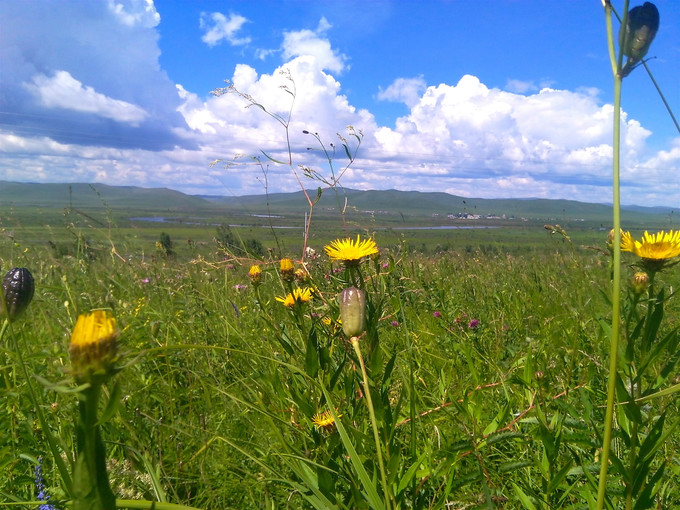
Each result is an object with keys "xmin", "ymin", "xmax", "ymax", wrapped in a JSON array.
[{"xmin": 1, "ymin": 192, "xmax": 679, "ymax": 509}]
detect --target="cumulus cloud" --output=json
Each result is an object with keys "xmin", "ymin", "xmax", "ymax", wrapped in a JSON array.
[
  {"xmin": 365, "ymin": 74, "xmax": 674, "ymax": 203},
  {"xmin": 0, "ymin": 1, "xmax": 678, "ymax": 206},
  {"xmin": 200, "ymin": 12, "xmax": 251, "ymax": 47},
  {"xmin": 377, "ymin": 76, "xmax": 427, "ymax": 108},
  {"xmin": 281, "ymin": 18, "xmax": 348, "ymax": 73},
  {"xmin": 25, "ymin": 71, "xmax": 148, "ymax": 125},
  {"xmin": 0, "ymin": 0, "xmax": 192, "ymax": 151},
  {"xmin": 107, "ymin": 0, "xmax": 160, "ymax": 27}
]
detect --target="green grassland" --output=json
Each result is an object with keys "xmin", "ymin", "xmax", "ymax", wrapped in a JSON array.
[{"xmin": 1, "ymin": 182, "xmax": 679, "ymax": 508}]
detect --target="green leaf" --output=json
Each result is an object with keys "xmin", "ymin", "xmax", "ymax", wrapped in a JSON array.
[
  {"xmin": 259, "ymin": 149, "xmax": 288, "ymax": 165},
  {"xmin": 396, "ymin": 451, "xmax": 429, "ymax": 497},
  {"xmin": 305, "ymin": 327, "xmax": 320, "ymax": 377},
  {"xmin": 343, "ymin": 143, "xmax": 352, "ymax": 160},
  {"xmin": 512, "ymin": 482, "xmax": 538, "ymax": 510},
  {"xmin": 98, "ymin": 381, "xmax": 122, "ymax": 425}
]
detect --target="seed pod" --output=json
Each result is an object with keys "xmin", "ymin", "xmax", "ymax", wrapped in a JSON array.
[
  {"xmin": 339, "ymin": 287, "xmax": 366, "ymax": 337},
  {"xmin": 619, "ymin": 2, "xmax": 659, "ymax": 77},
  {"xmin": 2, "ymin": 267, "xmax": 35, "ymax": 321}
]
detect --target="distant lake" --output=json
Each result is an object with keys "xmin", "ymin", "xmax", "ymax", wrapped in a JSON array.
[
  {"xmin": 130, "ymin": 217, "xmax": 500, "ymax": 231},
  {"xmin": 391, "ymin": 226, "xmax": 499, "ymax": 230},
  {"xmin": 129, "ymin": 217, "xmax": 300, "ymax": 229}
]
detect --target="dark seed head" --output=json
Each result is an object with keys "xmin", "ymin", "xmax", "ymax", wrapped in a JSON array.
[{"xmin": 2, "ymin": 268, "xmax": 35, "ymax": 321}]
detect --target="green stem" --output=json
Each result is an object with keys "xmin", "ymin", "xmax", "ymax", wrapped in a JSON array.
[
  {"xmin": 641, "ymin": 60, "xmax": 680, "ymax": 135},
  {"xmin": 597, "ymin": 2, "xmax": 626, "ymax": 508},
  {"xmin": 351, "ymin": 337, "xmax": 393, "ymax": 510},
  {"xmin": 74, "ymin": 384, "xmax": 116, "ymax": 510}
]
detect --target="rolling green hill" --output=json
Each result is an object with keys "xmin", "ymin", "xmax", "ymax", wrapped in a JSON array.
[
  {"xmin": 0, "ymin": 181, "xmax": 674, "ymax": 226},
  {"xmin": 203, "ymin": 188, "xmax": 674, "ymax": 225},
  {"xmin": 0, "ymin": 181, "xmax": 210, "ymax": 211}
]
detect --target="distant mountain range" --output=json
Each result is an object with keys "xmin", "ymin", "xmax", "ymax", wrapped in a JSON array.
[{"xmin": 0, "ymin": 181, "xmax": 675, "ymax": 224}]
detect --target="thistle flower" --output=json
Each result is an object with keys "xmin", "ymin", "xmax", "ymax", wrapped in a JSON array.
[
  {"xmin": 276, "ymin": 287, "xmax": 313, "ymax": 308},
  {"xmin": 2, "ymin": 267, "xmax": 34, "ymax": 321},
  {"xmin": 621, "ymin": 229, "xmax": 680, "ymax": 272},
  {"xmin": 69, "ymin": 310, "xmax": 119, "ymax": 385},
  {"xmin": 325, "ymin": 235, "xmax": 379, "ymax": 266}
]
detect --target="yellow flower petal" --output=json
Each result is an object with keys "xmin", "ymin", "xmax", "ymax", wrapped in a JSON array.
[
  {"xmin": 621, "ymin": 230, "xmax": 680, "ymax": 260},
  {"xmin": 324, "ymin": 235, "xmax": 379, "ymax": 264}
]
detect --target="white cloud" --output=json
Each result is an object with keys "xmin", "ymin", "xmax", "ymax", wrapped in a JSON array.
[
  {"xmin": 505, "ymin": 79, "xmax": 537, "ymax": 94},
  {"xmin": 107, "ymin": 0, "xmax": 160, "ymax": 28},
  {"xmin": 25, "ymin": 71, "xmax": 148, "ymax": 125},
  {"xmin": 281, "ymin": 18, "xmax": 348, "ymax": 74},
  {"xmin": 0, "ymin": 0, "xmax": 192, "ymax": 150},
  {"xmin": 200, "ymin": 12, "xmax": 251, "ymax": 47},
  {"xmin": 377, "ymin": 76, "xmax": 427, "ymax": 108},
  {"xmin": 1, "ymin": 2, "xmax": 678, "ymax": 206},
  {"xmin": 365, "ymin": 74, "xmax": 673, "ymax": 203}
]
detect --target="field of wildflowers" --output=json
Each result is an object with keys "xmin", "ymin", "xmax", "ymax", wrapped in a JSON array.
[
  {"xmin": 1, "ymin": 223, "xmax": 679, "ymax": 508},
  {"xmin": 2, "ymin": 2, "xmax": 679, "ymax": 508}
]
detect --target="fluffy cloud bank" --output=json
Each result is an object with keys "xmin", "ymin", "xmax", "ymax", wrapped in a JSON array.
[{"xmin": 0, "ymin": 1, "xmax": 678, "ymax": 206}]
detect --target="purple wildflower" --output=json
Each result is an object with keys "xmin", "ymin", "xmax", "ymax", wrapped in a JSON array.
[
  {"xmin": 468, "ymin": 319, "xmax": 480, "ymax": 329},
  {"xmin": 234, "ymin": 284, "xmax": 247, "ymax": 291},
  {"xmin": 141, "ymin": 278, "xmax": 150, "ymax": 284},
  {"xmin": 433, "ymin": 311, "xmax": 442, "ymax": 318},
  {"xmin": 391, "ymin": 320, "xmax": 399, "ymax": 327},
  {"xmin": 34, "ymin": 457, "xmax": 56, "ymax": 510}
]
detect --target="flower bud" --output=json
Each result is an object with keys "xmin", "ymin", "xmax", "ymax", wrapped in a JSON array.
[
  {"xmin": 619, "ymin": 2, "xmax": 659, "ymax": 77},
  {"xmin": 339, "ymin": 287, "xmax": 366, "ymax": 337},
  {"xmin": 2, "ymin": 267, "xmax": 35, "ymax": 321},
  {"xmin": 631, "ymin": 272, "xmax": 650, "ymax": 294},
  {"xmin": 294, "ymin": 268, "xmax": 307, "ymax": 282},
  {"xmin": 69, "ymin": 310, "xmax": 119, "ymax": 385}
]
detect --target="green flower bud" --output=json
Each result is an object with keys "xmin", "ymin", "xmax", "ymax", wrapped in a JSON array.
[
  {"xmin": 631, "ymin": 271, "xmax": 650, "ymax": 294},
  {"xmin": 2, "ymin": 267, "xmax": 35, "ymax": 321},
  {"xmin": 339, "ymin": 287, "xmax": 366, "ymax": 337}
]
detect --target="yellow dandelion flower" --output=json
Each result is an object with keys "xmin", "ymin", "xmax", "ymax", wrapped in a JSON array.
[
  {"xmin": 69, "ymin": 310, "xmax": 119, "ymax": 384},
  {"xmin": 312, "ymin": 410, "xmax": 340, "ymax": 432},
  {"xmin": 621, "ymin": 230, "xmax": 680, "ymax": 271},
  {"xmin": 249, "ymin": 265, "xmax": 262, "ymax": 284},
  {"xmin": 280, "ymin": 258, "xmax": 295, "ymax": 281},
  {"xmin": 325, "ymin": 235, "xmax": 379, "ymax": 265},
  {"xmin": 276, "ymin": 287, "xmax": 313, "ymax": 307}
]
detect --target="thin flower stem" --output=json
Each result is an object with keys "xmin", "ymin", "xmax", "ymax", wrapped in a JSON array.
[
  {"xmin": 641, "ymin": 61, "xmax": 680, "ymax": 136},
  {"xmin": 597, "ymin": 3, "xmax": 626, "ymax": 508},
  {"xmin": 351, "ymin": 336, "xmax": 394, "ymax": 510}
]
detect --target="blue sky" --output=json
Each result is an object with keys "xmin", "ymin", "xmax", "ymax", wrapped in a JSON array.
[{"xmin": 1, "ymin": 0, "xmax": 679, "ymax": 206}]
